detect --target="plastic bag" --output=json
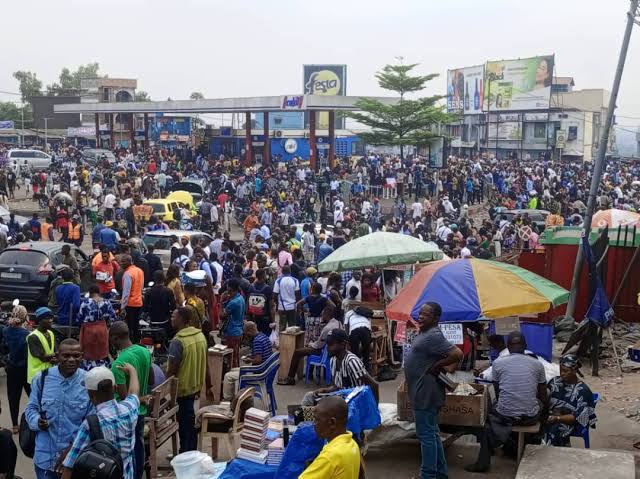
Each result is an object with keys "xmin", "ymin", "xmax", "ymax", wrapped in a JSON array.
[
  {"xmin": 276, "ymin": 422, "xmax": 324, "ymax": 479},
  {"xmin": 269, "ymin": 328, "xmax": 279, "ymax": 347}
]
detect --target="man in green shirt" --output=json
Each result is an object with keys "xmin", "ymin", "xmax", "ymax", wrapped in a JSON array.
[{"xmin": 110, "ymin": 321, "xmax": 154, "ymax": 479}]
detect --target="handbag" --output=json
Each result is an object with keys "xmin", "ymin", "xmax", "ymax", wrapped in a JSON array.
[{"xmin": 19, "ymin": 368, "xmax": 49, "ymax": 458}]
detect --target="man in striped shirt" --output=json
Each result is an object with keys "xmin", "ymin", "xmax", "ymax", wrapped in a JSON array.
[
  {"xmin": 302, "ymin": 329, "xmax": 378, "ymax": 406},
  {"xmin": 222, "ymin": 321, "xmax": 273, "ymax": 400}
]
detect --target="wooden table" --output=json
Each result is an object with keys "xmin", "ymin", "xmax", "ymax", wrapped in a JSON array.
[
  {"xmin": 200, "ymin": 347, "xmax": 234, "ymax": 406},
  {"xmin": 278, "ymin": 330, "xmax": 305, "ymax": 382}
]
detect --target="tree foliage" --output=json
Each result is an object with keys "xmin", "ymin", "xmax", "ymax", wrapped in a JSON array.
[
  {"xmin": 345, "ymin": 62, "xmax": 454, "ymax": 157},
  {"xmin": 190, "ymin": 92, "xmax": 205, "ymax": 100},
  {"xmin": 12, "ymin": 71, "xmax": 42, "ymax": 102},
  {"xmin": 46, "ymin": 63, "xmax": 104, "ymax": 95},
  {"xmin": 135, "ymin": 91, "xmax": 151, "ymax": 102},
  {"xmin": 0, "ymin": 101, "xmax": 32, "ymax": 126}
]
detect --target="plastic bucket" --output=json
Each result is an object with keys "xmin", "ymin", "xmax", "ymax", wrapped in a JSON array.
[{"xmin": 170, "ymin": 451, "xmax": 207, "ymax": 479}]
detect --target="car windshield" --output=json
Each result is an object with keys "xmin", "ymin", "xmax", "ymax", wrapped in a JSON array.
[
  {"xmin": 0, "ymin": 250, "xmax": 48, "ymax": 267},
  {"xmin": 150, "ymin": 204, "xmax": 166, "ymax": 213},
  {"xmin": 171, "ymin": 183, "xmax": 203, "ymax": 195},
  {"xmin": 143, "ymin": 235, "xmax": 171, "ymax": 250}
]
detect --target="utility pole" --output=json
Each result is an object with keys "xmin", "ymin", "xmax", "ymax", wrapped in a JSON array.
[
  {"xmin": 565, "ymin": 0, "xmax": 640, "ymax": 319},
  {"xmin": 43, "ymin": 117, "xmax": 52, "ymax": 151}
]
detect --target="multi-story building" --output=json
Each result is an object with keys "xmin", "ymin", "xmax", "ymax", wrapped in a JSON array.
[{"xmin": 448, "ymin": 71, "xmax": 615, "ymax": 162}]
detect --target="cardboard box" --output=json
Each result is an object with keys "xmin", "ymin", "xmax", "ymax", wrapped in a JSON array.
[{"xmin": 396, "ymin": 381, "xmax": 489, "ymax": 427}]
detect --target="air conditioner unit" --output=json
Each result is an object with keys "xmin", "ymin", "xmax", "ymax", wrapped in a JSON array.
[
  {"xmin": 559, "ymin": 113, "xmax": 569, "ymax": 119},
  {"xmin": 273, "ymin": 130, "xmax": 283, "ymax": 138}
]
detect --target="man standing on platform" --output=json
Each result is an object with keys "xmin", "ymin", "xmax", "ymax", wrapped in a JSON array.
[{"xmin": 404, "ymin": 302, "xmax": 462, "ymax": 479}]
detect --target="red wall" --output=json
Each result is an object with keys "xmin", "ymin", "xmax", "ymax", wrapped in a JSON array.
[{"xmin": 518, "ymin": 246, "xmax": 640, "ymax": 323}]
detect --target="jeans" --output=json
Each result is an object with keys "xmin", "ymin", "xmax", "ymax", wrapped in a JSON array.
[
  {"xmin": 177, "ymin": 396, "xmax": 197, "ymax": 453},
  {"xmin": 414, "ymin": 408, "xmax": 448, "ymax": 479},
  {"xmin": 35, "ymin": 465, "xmax": 60, "ymax": 479},
  {"xmin": 133, "ymin": 414, "xmax": 146, "ymax": 479}
]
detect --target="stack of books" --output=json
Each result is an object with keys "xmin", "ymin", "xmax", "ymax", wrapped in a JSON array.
[
  {"xmin": 266, "ymin": 438, "xmax": 284, "ymax": 466},
  {"xmin": 237, "ymin": 408, "xmax": 270, "ymax": 464}
]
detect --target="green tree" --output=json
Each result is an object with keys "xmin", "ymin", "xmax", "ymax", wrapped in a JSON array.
[
  {"xmin": 135, "ymin": 91, "xmax": 151, "ymax": 102},
  {"xmin": 189, "ymin": 92, "xmax": 205, "ymax": 100},
  {"xmin": 0, "ymin": 101, "xmax": 32, "ymax": 127},
  {"xmin": 47, "ymin": 63, "xmax": 104, "ymax": 95},
  {"xmin": 12, "ymin": 71, "xmax": 42, "ymax": 102},
  {"xmin": 345, "ymin": 62, "xmax": 454, "ymax": 159}
]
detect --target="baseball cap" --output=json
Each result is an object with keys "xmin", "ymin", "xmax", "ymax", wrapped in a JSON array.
[
  {"xmin": 105, "ymin": 220, "xmax": 113, "ymax": 227},
  {"xmin": 326, "ymin": 328, "xmax": 348, "ymax": 344},
  {"xmin": 305, "ymin": 267, "xmax": 318, "ymax": 276},
  {"xmin": 85, "ymin": 366, "xmax": 115, "ymax": 391}
]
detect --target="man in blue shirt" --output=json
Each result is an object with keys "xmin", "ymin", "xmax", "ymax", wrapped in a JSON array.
[
  {"xmin": 55, "ymin": 268, "xmax": 81, "ymax": 326},
  {"xmin": 99, "ymin": 221, "xmax": 118, "ymax": 251},
  {"xmin": 222, "ymin": 321, "xmax": 272, "ymax": 401},
  {"xmin": 25, "ymin": 339, "xmax": 92, "ymax": 479},
  {"xmin": 91, "ymin": 216, "xmax": 105, "ymax": 248},
  {"xmin": 317, "ymin": 237, "xmax": 334, "ymax": 263},
  {"xmin": 222, "ymin": 279, "xmax": 245, "ymax": 368}
]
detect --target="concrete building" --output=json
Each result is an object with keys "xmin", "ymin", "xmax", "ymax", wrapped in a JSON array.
[{"xmin": 448, "ymin": 76, "xmax": 615, "ymax": 162}]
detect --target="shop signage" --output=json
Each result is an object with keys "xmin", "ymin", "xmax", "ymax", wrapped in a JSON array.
[
  {"xmin": 439, "ymin": 323, "xmax": 464, "ymax": 345},
  {"xmin": 494, "ymin": 316, "xmax": 520, "ymax": 335},
  {"xmin": 556, "ymin": 129, "xmax": 567, "ymax": 149},
  {"xmin": 281, "ymin": 95, "xmax": 305, "ymax": 110},
  {"xmin": 284, "ymin": 138, "xmax": 298, "ymax": 153}
]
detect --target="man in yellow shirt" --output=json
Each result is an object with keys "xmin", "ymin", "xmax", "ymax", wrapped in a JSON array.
[{"xmin": 300, "ymin": 396, "xmax": 361, "ymax": 479}]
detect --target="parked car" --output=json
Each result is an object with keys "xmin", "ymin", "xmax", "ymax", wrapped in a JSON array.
[
  {"xmin": 0, "ymin": 242, "xmax": 92, "ymax": 305},
  {"xmin": 0, "ymin": 206, "xmax": 29, "ymax": 228},
  {"xmin": 143, "ymin": 199, "xmax": 192, "ymax": 222},
  {"xmin": 498, "ymin": 209, "xmax": 550, "ymax": 231},
  {"xmin": 141, "ymin": 230, "xmax": 213, "ymax": 268},
  {"xmin": 81, "ymin": 148, "xmax": 116, "ymax": 166},
  {"xmin": 7, "ymin": 149, "xmax": 52, "ymax": 171},
  {"xmin": 169, "ymin": 178, "xmax": 207, "ymax": 203}
]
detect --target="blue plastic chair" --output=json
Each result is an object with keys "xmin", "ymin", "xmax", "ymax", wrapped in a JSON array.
[
  {"xmin": 238, "ymin": 352, "xmax": 280, "ymax": 415},
  {"xmin": 570, "ymin": 393, "xmax": 599, "ymax": 448},
  {"xmin": 304, "ymin": 346, "xmax": 332, "ymax": 386}
]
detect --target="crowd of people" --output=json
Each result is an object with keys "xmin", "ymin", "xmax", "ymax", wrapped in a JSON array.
[{"xmin": 0, "ymin": 142, "xmax": 630, "ymax": 479}]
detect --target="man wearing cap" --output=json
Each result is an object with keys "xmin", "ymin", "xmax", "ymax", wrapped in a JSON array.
[
  {"xmin": 27, "ymin": 307, "xmax": 57, "ymax": 385},
  {"xmin": 61, "ymin": 363, "xmax": 141, "ymax": 479},
  {"xmin": 301, "ymin": 329, "xmax": 378, "ymax": 406},
  {"xmin": 25, "ymin": 339, "xmax": 92, "ymax": 479},
  {"xmin": 99, "ymin": 221, "xmax": 119, "ymax": 252}
]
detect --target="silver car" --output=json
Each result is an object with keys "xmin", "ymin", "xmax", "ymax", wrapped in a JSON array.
[{"xmin": 142, "ymin": 229, "xmax": 213, "ymax": 268}]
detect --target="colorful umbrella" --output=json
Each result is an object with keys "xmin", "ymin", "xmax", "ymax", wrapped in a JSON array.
[
  {"xmin": 386, "ymin": 258, "xmax": 569, "ymax": 323},
  {"xmin": 592, "ymin": 209, "xmax": 640, "ymax": 229},
  {"xmin": 317, "ymin": 232, "xmax": 443, "ymax": 273}
]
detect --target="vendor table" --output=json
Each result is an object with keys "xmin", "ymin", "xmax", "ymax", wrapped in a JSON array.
[
  {"xmin": 278, "ymin": 331, "xmax": 305, "ymax": 382},
  {"xmin": 201, "ymin": 347, "xmax": 234, "ymax": 406}
]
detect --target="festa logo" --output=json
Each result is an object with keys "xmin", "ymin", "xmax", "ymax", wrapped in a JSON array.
[
  {"xmin": 282, "ymin": 95, "xmax": 304, "ymax": 110},
  {"xmin": 305, "ymin": 70, "xmax": 341, "ymax": 95}
]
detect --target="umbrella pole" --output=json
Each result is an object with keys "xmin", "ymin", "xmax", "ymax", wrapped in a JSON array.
[{"xmin": 610, "ymin": 242, "xmax": 640, "ymax": 309}]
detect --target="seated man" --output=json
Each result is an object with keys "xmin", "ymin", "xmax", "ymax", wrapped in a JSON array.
[
  {"xmin": 222, "ymin": 321, "xmax": 272, "ymax": 401},
  {"xmin": 299, "ymin": 396, "xmax": 360, "ymax": 479},
  {"xmin": 301, "ymin": 329, "xmax": 378, "ymax": 406},
  {"xmin": 278, "ymin": 308, "xmax": 341, "ymax": 386},
  {"xmin": 61, "ymin": 364, "xmax": 140, "ymax": 479},
  {"xmin": 465, "ymin": 331, "xmax": 547, "ymax": 473}
]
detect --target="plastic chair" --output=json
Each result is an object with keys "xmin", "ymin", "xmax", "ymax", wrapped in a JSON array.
[
  {"xmin": 305, "ymin": 346, "xmax": 332, "ymax": 385},
  {"xmin": 238, "ymin": 352, "xmax": 280, "ymax": 415},
  {"xmin": 570, "ymin": 392, "xmax": 600, "ymax": 448}
]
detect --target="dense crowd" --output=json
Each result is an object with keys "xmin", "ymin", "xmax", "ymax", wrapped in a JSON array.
[{"xmin": 0, "ymin": 142, "xmax": 632, "ymax": 478}]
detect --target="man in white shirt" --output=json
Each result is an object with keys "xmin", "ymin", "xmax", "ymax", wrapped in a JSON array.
[
  {"xmin": 436, "ymin": 220, "xmax": 453, "ymax": 241},
  {"xmin": 344, "ymin": 271, "xmax": 362, "ymax": 301},
  {"xmin": 273, "ymin": 265, "xmax": 300, "ymax": 330},
  {"xmin": 361, "ymin": 199, "xmax": 371, "ymax": 217},
  {"xmin": 411, "ymin": 200, "xmax": 423, "ymax": 219},
  {"xmin": 103, "ymin": 192, "xmax": 117, "ymax": 220},
  {"xmin": 91, "ymin": 182, "xmax": 103, "ymax": 199},
  {"xmin": 442, "ymin": 196, "xmax": 456, "ymax": 215}
]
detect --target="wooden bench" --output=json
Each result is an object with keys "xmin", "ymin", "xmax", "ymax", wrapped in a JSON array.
[{"xmin": 512, "ymin": 423, "xmax": 540, "ymax": 464}]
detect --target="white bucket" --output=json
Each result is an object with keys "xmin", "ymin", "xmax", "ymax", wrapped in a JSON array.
[{"xmin": 170, "ymin": 451, "xmax": 208, "ymax": 479}]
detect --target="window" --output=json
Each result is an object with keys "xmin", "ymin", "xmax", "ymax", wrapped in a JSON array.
[
  {"xmin": 534, "ymin": 124, "xmax": 546, "ymax": 139},
  {"xmin": 102, "ymin": 88, "xmax": 110, "ymax": 102},
  {"xmin": 568, "ymin": 126, "xmax": 578, "ymax": 141},
  {"xmin": 274, "ymin": 118, "xmax": 282, "ymax": 125}
]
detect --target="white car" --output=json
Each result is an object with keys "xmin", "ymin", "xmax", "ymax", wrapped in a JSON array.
[
  {"xmin": 142, "ymin": 230, "xmax": 213, "ymax": 268},
  {"xmin": 7, "ymin": 149, "xmax": 52, "ymax": 171}
]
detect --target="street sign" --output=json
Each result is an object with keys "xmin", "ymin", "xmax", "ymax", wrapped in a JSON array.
[{"xmin": 556, "ymin": 129, "xmax": 567, "ymax": 149}]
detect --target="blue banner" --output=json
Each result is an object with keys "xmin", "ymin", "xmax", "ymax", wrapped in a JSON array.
[
  {"xmin": 581, "ymin": 235, "xmax": 613, "ymax": 327},
  {"xmin": 0, "ymin": 121, "xmax": 15, "ymax": 129}
]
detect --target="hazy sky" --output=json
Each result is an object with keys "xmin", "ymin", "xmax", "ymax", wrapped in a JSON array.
[{"xmin": 2, "ymin": 0, "xmax": 639, "ymax": 130}]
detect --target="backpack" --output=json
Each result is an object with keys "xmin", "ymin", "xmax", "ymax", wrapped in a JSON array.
[
  {"xmin": 248, "ymin": 284, "xmax": 268, "ymax": 317},
  {"xmin": 19, "ymin": 369, "xmax": 48, "ymax": 458},
  {"xmin": 71, "ymin": 415, "xmax": 124, "ymax": 479}
]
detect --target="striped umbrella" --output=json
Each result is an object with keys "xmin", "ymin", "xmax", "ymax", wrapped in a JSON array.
[{"xmin": 592, "ymin": 209, "xmax": 640, "ymax": 229}]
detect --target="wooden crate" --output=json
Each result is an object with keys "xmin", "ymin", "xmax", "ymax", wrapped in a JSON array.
[{"xmin": 397, "ymin": 380, "xmax": 489, "ymax": 427}]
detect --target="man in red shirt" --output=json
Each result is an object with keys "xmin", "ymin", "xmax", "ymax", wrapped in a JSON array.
[{"xmin": 92, "ymin": 245, "xmax": 120, "ymax": 297}]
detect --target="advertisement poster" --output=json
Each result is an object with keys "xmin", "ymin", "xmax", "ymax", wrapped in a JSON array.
[
  {"xmin": 303, "ymin": 64, "xmax": 347, "ymax": 129},
  {"xmin": 488, "ymin": 121, "xmax": 523, "ymax": 140},
  {"xmin": 447, "ymin": 64, "xmax": 484, "ymax": 114},
  {"xmin": 484, "ymin": 55, "xmax": 554, "ymax": 111}
]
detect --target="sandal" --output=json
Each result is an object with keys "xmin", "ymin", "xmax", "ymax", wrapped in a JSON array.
[{"xmin": 277, "ymin": 378, "xmax": 296, "ymax": 386}]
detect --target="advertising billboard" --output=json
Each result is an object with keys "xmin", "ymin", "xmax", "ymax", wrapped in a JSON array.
[
  {"xmin": 446, "ymin": 65, "xmax": 484, "ymax": 114},
  {"xmin": 484, "ymin": 55, "xmax": 554, "ymax": 111},
  {"xmin": 488, "ymin": 121, "xmax": 522, "ymax": 140},
  {"xmin": 303, "ymin": 64, "xmax": 347, "ymax": 129}
]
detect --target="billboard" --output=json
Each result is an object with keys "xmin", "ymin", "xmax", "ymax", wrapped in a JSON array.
[
  {"xmin": 484, "ymin": 55, "xmax": 554, "ymax": 111},
  {"xmin": 446, "ymin": 65, "xmax": 484, "ymax": 114},
  {"xmin": 488, "ymin": 122, "xmax": 522, "ymax": 140},
  {"xmin": 303, "ymin": 64, "xmax": 347, "ymax": 129}
]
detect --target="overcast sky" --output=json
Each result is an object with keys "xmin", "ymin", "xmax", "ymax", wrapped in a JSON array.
[{"xmin": 2, "ymin": 0, "xmax": 639, "ymax": 129}]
